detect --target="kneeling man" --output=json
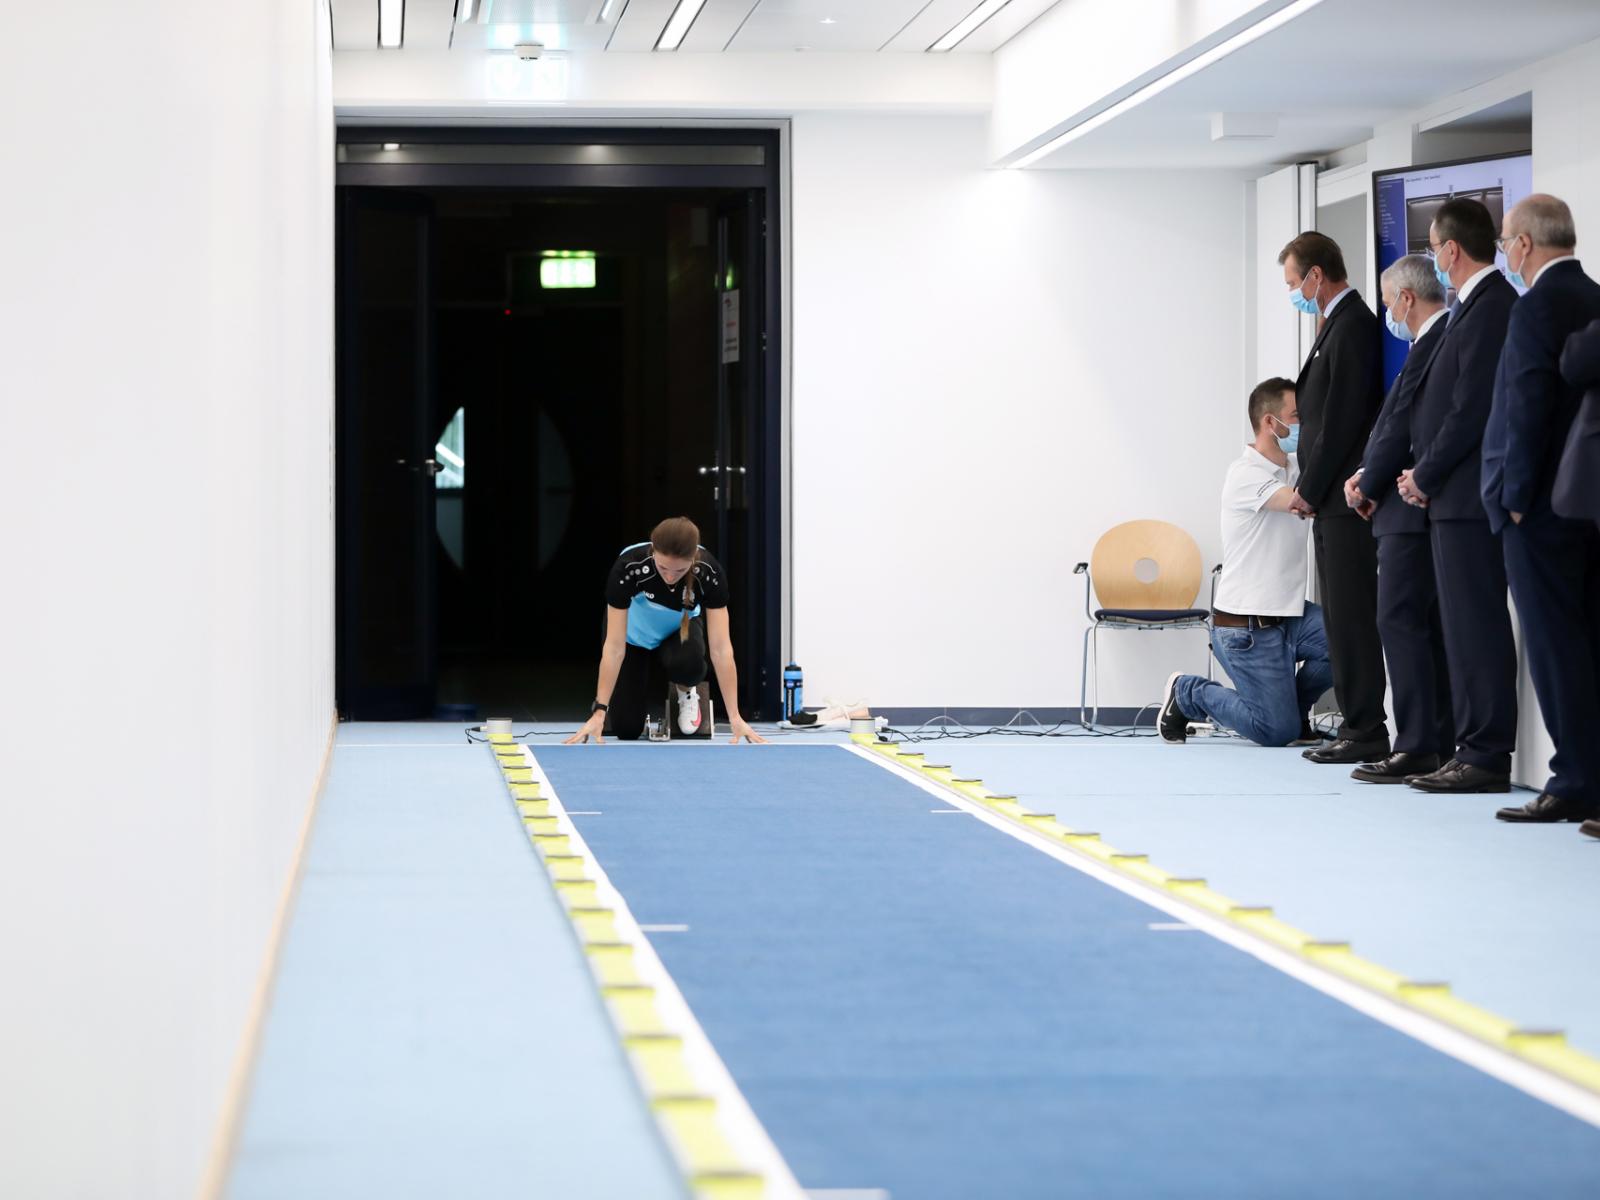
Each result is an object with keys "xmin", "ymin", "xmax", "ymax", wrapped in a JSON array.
[{"xmin": 1160, "ymin": 378, "xmax": 1333, "ymax": 746}]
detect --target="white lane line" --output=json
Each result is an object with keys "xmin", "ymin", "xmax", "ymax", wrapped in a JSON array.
[
  {"xmin": 928, "ymin": 808, "xmax": 968, "ymax": 814},
  {"xmin": 842, "ymin": 743, "xmax": 1600, "ymax": 1130},
  {"xmin": 639, "ymin": 924, "xmax": 691, "ymax": 933},
  {"xmin": 525, "ymin": 751, "xmax": 807, "ymax": 1200},
  {"xmin": 1148, "ymin": 922, "xmax": 1198, "ymax": 932}
]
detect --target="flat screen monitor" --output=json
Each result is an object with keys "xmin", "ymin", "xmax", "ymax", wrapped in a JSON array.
[{"xmin": 1372, "ymin": 150, "xmax": 1532, "ymax": 386}]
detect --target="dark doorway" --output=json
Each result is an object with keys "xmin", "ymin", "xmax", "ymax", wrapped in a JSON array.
[{"xmin": 335, "ymin": 132, "xmax": 781, "ymax": 722}]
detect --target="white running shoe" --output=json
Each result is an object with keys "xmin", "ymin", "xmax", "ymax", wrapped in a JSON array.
[{"xmin": 676, "ymin": 686, "xmax": 702, "ymax": 735}]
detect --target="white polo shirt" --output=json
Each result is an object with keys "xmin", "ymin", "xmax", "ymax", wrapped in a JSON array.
[{"xmin": 1212, "ymin": 446, "xmax": 1309, "ymax": 618}]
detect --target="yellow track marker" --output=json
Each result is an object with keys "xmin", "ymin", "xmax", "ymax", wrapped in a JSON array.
[
  {"xmin": 490, "ymin": 745, "xmax": 777, "ymax": 1198},
  {"xmin": 872, "ymin": 742, "xmax": 1600, "ymax": 1101},
  {"xmin": 554, "ymin": 878, "xmax": 599, "ymax": 906}
]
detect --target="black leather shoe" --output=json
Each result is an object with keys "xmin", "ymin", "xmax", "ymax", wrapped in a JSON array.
[
  {"xmin": 1581, "ymin": 819, "xmax": 1600, "ymax": 839},
  {"xmin": 1304, "ymin": 737, "xmax": 1391, "ymax": 764},
  {"xmin": 1351, "ymin": 752, "xmax": 1440, "ymax": 784},
  {"xmin": 1408, "ymin": 759, "xmax": 1511, "ymax": 794},
  {"xmin": 1158, "ymin": 672, "xmax": 1186, "ymax": 744},
  {"xmin": 1495, "ymin": 792, "xmax": 1596, "ymax": 822}
]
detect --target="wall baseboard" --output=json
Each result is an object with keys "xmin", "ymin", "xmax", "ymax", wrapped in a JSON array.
[
  {"xmin": 875, "ymin": 706, "xmax": 1157, "ymax": 729},
  {"xmin": 198, "ymin": 710, "xmax": 339, "ymax": 1200}
]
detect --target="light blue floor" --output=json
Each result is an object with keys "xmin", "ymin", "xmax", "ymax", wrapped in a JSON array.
[
  {"xmin": 226, "ymin": 728, "xmax": 684, "ymax": 1200},
  {"xmin": 898, "ymin": 736, "xmax": 1600, "ymax": 1053}
]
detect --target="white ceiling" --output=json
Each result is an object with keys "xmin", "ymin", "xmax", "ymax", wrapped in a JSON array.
[
  {"xmin": 1028, "ymin": 0, "xmax": 1600, "ymax": 168},
  {"xmin": 331, "ymin": 0, "xmax": 1061, "ymax": 53}
]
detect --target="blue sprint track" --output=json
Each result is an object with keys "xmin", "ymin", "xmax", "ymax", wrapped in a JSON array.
[{"xmin": 541, "ymin": 744, "xmax": 1600, "ymax": 1200}]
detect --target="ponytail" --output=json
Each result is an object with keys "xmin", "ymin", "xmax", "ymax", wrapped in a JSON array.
[{"xmin": 649, "ymin": 515, "xmax": 701, "ymax": 643}]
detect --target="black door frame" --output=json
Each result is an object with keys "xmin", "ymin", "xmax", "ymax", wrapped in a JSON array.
[{"xmin": 334, "ymin": 126, "xmax": 784, "ymax": 720}]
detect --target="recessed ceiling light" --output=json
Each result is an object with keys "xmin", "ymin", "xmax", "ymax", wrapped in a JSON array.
[
  {"xmin": 379, "ymin": 0, "xmax": 404, "ymax": 48},
  {"xmin": 599, "ymin": 0, "xmax": 621, "ymax": 21},
  {"xmin": 655, "ymin": 0, "xmax": 706, "ymax": 50},
  {"xmin": 382, "ymin": 142, "xmax": 401, "ymax": 151},
  {"xmin": 929, "ymin": 0, "xmax": 1011, "ymax": 52},
  {"xmin": 821, "ymin": 16, "xmax": 836, "ymax": 23}
]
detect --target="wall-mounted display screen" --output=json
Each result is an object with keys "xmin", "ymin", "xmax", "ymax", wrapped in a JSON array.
[{"xmin": 1372, "ymin": 150, "xmax": 1532, "ymax": 386}]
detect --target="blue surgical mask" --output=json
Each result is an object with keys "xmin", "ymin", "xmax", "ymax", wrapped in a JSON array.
[
  {"xmin": 1271, "ymin": 416, "xmax": 1300, "ymax": 455},
  {"xmin": 1289, "ymin": 275, "xmax": 1321, "ymax": 316},
  {"xmin": 1384, "ymin": 311, "xmax": 1414, "ymax": 341},
  {"xmin": 1431, "ymin": 246, "xmax": 1453, "ymax": 291},
  {"xmin": 1384, "ymin": 295, "xmax": 1415, "ymax": 342},
  {"xmin": 1504, "ymin": 238, "xmax": 1528, "ymax": 291}
]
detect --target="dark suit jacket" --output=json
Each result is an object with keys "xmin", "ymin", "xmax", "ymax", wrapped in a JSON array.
[
  {"xmin": 1555, "ymin": 316, "xmax": 1600, "ymax": 523},
  {"xmin": 1294, "ymin": 289, "xmax": 1384, "ymax": 517},
  {"xmin": 1409, "ymin": 270, "xmax": 1517, "ymax": 521},
  {"xmin": 1481, "ymin": 259, "xmax": 1600, "ymax": 532},
  {"xmin": 1358, "ymin": 315, "xmax": 1448, "ymax": 537}
]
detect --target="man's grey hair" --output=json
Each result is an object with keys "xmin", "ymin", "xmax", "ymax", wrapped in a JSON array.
[
  {"xmin": 1381, "ymin": 254, "xmax": 1445, "ymax": 303},
  {"xmin": 1509, "ymin": 193, "xmax": 1577, "ymax": 250}
]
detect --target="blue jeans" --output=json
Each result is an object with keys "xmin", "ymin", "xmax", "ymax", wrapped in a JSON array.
[{"xmin": 1174, "ymin": 603, "xmax": 1334, "ymax": 746}]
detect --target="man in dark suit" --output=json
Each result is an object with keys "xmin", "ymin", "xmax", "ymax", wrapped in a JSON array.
[
  {"xmin": 1482, "ymin": 195, "xmax": 1600, "ymax": 825},
  {"xmin": 1344, "ymin": 255, "xmax": 1453, "ymax": 784},
  {"xmin": 1396, "ymin": 198, "xmax": 1518, "ymax": 793},
  {"xmin": 1279, "ymin": 231, "xmax": 1389, "ymax": 763},
  {"xmin": 1556, "ymin": 316, "xmax": 1600, "ymax": 529}
]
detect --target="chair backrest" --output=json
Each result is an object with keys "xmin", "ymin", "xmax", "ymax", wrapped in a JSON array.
[{"xmin": 1089, "ymin": 520, "xmax": 1202, "ymax": 611}]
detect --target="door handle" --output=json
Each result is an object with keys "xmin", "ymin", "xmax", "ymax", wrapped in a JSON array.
[
  {"xmin": 396, "ymin": 458, "xmax": 443, "ymax": 477},
  {"xmin": 697, "ymin": 465, "xmax": 747, "ymax": 476}
]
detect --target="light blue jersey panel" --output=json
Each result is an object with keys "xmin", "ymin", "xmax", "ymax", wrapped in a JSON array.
[{"xmin": 626, "ymin": 593, "xmax": 703, "ymax": 650}]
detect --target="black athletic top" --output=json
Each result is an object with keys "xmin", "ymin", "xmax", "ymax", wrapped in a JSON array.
[{"xmin": 605, "ymin": 542, "xmax": 728, "ymax": 649}]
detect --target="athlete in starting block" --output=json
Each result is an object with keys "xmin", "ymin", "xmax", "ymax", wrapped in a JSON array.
[{"xmin": 565, "ymin": 516, "xmax": 767, "ymax": 745}]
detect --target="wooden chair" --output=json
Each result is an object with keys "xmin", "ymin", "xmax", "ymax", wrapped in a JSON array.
[{"xmin": 1073, "ymin": 521, "xmax": 1219, "ymax": 729}]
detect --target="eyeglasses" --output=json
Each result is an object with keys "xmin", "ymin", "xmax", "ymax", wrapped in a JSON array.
[{"xmin": 1494, "ymin": 234, "xmax": 1524, "ymax": 252}]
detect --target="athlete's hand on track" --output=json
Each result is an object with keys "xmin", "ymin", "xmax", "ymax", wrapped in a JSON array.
[
  {"xmin": 729, "ymin": 718, "xmax": 768, "ymax": 744},
  {"xmin": 564, "ymin": 713, "xmax": 606, "ymax": 745}
]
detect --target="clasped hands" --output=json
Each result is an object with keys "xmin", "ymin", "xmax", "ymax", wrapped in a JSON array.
[
  {"xmin": 1342, "ymin": 468, "xmax": 1429, "ymax": 512},
  {"xmin": 1287, "ymin": 490, "xmax": 1315, "ymax": 519}
]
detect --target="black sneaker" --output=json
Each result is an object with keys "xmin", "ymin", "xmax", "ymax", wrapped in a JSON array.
[{"xmin": 1158, "ymin": 672, "xmax": 1187, "ymax": 744}]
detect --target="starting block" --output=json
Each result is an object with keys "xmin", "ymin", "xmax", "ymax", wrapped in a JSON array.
[{"xmin": 649, "ymin": 681, "xmax": 715, "ymax": 740}]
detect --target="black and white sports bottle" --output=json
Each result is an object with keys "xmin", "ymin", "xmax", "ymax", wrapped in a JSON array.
[{"xmin": 782, "ymin": 663, "xmax": 803, "ymax": 721}]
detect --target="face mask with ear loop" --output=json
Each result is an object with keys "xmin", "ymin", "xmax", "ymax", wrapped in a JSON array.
[
  {"xmin": 1384, "ymin": 292, "xmax": 1415, "ymax": 342},
  {"xmin": 1269, "ymin": 414, "xmax": 1300, "ymax": 455},
  {"xmin": 1504, "ymin": 235, "xmax": 1530, "ymax": 291},
  {"xmin": 1289, "ymin": 269, "xmax": 1322, "ymax": 315}
]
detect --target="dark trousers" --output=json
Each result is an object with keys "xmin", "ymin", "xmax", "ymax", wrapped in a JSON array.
[
  {"xmin": 608, "ymin": 618, "xmax": 709, "ymax": 741},
  {"xmin": 1431, "ymin": 519, "xmax": 1518, "ymax": 772},
  {"xmin": 1313, "ymin": 515, "xmax": 1389, "ymax": 742},
  {"xmin": 1375, "ymin": 532, "xmax": 1455, "ymax": 757},
  {"xmin": 1503, "ymin": 515, "xmax": 1600, "ymax": 805}
]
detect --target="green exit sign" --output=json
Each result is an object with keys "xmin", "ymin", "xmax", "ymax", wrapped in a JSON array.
[{"xmin": 540, "ymin": 253, "xmax": 596, "ymax": 289}]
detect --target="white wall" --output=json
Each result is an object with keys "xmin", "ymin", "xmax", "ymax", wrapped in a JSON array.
[
  {"xmin": 791, "ymin": 114, "xmax": 1251, "ymax": 709},
  {"xmin": 0, "ymin": 2, "xmax": 335, "ymax": 1196}
]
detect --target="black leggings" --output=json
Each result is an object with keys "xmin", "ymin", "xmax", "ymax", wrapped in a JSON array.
[{"xmin": 608, "ymin": 617, "xmax": 709, "ymax": 740}]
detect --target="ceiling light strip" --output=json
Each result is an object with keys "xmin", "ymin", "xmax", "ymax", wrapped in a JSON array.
[
  {"xmin": 1009, "ymin": 0, "xmax": 1326, "ymax": 168},
  {"xmin": 929, "ymin": 0, "xmax": 1012, "ymax": 53},
  {"xmin": 599, "ymin": 0, "xmax": 622, "ymax": 22},
  {"xmin": 655, "ymin": 0, "xmax": 707, "ymax": 51},
  {"xmin": 456, "ymin": 0, "xmax": 475, "ymax": 22},
  {"xmin": 379, "ymin": 0, "xmax": 404, "ymax": 48}
]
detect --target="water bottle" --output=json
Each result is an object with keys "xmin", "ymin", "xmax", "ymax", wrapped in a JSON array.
[{"xmin": 782, "ymin": 662, "xmax": 803, "ymax": 721}]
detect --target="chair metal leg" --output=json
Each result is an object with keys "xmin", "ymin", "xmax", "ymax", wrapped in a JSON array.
[{"xmin": 1079, "ymin": 623, "xmax": 1095, "ymax": 730}]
